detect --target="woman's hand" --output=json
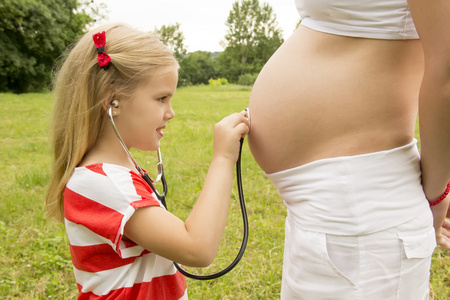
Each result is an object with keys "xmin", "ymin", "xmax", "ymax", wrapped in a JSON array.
[{"xmin": 432, "ymin": 201, "xmax": 450, "ymax": 249}]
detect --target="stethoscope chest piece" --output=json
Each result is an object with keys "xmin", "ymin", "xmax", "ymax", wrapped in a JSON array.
[{"xmin": 245, "ymin": 108, "xmax": 251, "ymax": 134}]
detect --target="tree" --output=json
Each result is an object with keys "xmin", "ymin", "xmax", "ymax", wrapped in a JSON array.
[
  {"xmin": 153, "ymin": 23, "xmax": 187, "ymax": 61},
  {"xmin": 178, "ymin": 51, "xmax": 216, "ymax": 86},
  {"xmin": 216, "ymin": 0, "xmax": 283, "ymax": 82},
  {"xmin": 0, "ymin": 0, "xmax": 102, "ymax": 93}
]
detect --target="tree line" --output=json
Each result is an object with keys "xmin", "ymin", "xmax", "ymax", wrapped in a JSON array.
[{"xmin": 0, "ymin": 0, "xmax": 296, "ymax": 93}]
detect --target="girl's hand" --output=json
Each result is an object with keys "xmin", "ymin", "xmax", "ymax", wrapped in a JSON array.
[{"xmin": 213, "ymin": 110, "xmax": 250, "ymax": 163}]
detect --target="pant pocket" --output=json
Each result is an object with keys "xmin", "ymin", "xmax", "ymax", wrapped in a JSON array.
[
  {"xmin": 325, "ymin": 234, "xmax": 359, "ymax": 286},
  {"xmin": 282, "ymin": 227, "xmax": 357, "ymax": 299},
  {"xmin": 397, "ymin": 227, "xmax": 436, "ymax": 299},
  {"xmin": 398, "ymin": 227, "xmax": 436, "ymax": 259}
]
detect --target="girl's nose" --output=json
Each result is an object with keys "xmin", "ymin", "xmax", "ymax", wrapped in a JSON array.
[{"xmin": 165, "ymin": 104, "xmax": 175, "ymax": 120}]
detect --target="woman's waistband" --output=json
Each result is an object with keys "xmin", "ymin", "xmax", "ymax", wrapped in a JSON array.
[{"xmin": 266, "ymin": 139, "xmax": 429, "ymax": 235}]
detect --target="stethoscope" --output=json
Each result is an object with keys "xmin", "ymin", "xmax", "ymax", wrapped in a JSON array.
[{"xmin": 108, "ymin": 106, "xmax": 250, "ymax": 280}]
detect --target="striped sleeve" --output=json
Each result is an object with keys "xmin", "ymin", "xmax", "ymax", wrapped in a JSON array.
[{"xmin": 65, "ymin": 163, "xmax": 162, "ymax": 258}]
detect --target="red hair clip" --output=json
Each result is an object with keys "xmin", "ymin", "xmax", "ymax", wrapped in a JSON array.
[{"xmin": 92, "ymin": 31, "xmax": 111, "ymax": 70}]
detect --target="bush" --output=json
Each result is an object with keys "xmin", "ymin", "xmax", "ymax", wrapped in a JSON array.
[
  {"xmin": 237, "ymin": 73, "xmax": 258, "ymax": 86},
  {"xmin": 208, "ymin": 78, "xmax": 229, "ymax": 87}
]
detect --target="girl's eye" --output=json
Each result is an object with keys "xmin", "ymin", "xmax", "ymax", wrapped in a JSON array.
[{"xmin": 158, "ymin": 96, "xmax": 167, "ymax": 103}]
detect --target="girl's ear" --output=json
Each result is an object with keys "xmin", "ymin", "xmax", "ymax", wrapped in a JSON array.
[
  {"xmin": 101, "ymin": 98, "xmax": 110, "ymax": 112},
  {"xmin": 101, "ymin": 90, "xmax": 118, "ymax": 112},
  {"xmin": 102, "ymin": 84, "xmax": 119, "ymax": 112},
  {"xmin": 101, "ymin": 93, "xmax": 122, "ymax": 117},
  {"xmin": 102, "ymin": 98, "xmax": 120, "ymax": 117}
]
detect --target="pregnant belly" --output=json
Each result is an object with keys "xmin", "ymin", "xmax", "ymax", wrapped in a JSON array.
[{"xmin": 247, "ymin": 27, "xmax": 423, "ymax": 173}]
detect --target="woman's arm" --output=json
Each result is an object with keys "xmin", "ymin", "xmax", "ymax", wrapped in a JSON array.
[
  {"xmin": 124, "ymin": 111, "xmax": 249, "ymax": 267},
  {"xmin": 408, "ymin": 0, "xmax": 450, "ymax": 249}
]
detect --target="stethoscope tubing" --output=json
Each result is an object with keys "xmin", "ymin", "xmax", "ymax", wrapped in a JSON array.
[{"xmin": 173, "ymin": 137, "xmax": 249, "ymax": 280}]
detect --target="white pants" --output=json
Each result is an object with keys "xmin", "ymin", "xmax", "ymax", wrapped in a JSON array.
[
  {"xmin": 282, "ymin": 210, "xmax": 435, "ymax": 299},
  {"xmin": 266, "ymin": 140, "xmax": 436, "ymax": 299}
]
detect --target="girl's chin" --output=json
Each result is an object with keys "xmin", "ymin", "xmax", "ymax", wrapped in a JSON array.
[{"xmin": 135, "ymin": 143, "xmax": 160, "ymax": 152}]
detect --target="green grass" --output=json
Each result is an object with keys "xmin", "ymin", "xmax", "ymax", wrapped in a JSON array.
[{"xmin": 0, "ymin": 87, "xmax": 448, "ymax": 299}]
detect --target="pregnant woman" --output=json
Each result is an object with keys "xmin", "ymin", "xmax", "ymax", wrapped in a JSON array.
[{"xmin": 248, "ymin": 1, "xmax": 450, "ymax": 299}]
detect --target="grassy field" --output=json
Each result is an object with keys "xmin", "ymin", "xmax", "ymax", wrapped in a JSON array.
[{"xmin": 0, "ymin": 86, "xmax": 448, "ymax": 299}]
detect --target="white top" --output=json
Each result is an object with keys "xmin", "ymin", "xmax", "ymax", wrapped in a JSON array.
[{"xmin": 296, "ymin": 0, "xmax": 419, "ymax": 40}]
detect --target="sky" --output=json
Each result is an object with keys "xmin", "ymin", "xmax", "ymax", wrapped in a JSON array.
[{"xmin": 95, "ymin": 0, "xmax": 300, "ymax": 52}]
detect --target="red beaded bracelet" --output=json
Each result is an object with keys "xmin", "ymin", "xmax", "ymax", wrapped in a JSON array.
[{"xmin": 430, "ymin": 181, "xmax": 450, "ymax": 207}]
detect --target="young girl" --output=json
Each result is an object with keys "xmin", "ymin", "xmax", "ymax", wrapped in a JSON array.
[{"xmin": 46, "ymin": 23, "xmax": 249, "ymax": 299}]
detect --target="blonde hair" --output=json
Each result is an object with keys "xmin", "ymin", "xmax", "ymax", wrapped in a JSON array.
[{"xmin": 46, "ymin": 23, "xmax": 179, "ymax": 222}]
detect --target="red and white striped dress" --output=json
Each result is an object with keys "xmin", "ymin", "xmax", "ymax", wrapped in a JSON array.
[{"xmin": 64, "ymin": 163, "xmax": 187, "ymax": 299}]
